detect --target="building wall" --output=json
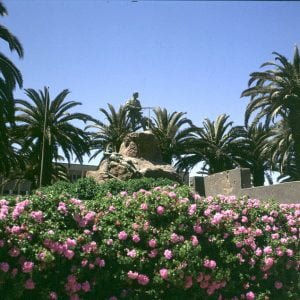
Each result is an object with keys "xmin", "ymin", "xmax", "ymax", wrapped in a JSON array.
[
  {"xmin": 189, "ymin": 168, "xmax": 300, "ymax": 204},
  {"xmin": 0, "ymin": 163, "xmax": 98, "ymax": 195}
]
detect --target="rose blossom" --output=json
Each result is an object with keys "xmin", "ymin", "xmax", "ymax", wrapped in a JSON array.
[
  {"xmin": 246, "ymin": 291, "xmax": 255, "ymax": 300},
  {"xmin": 156, "ymin": 206, "xmax": 165, "ymax": 215},
  {"xmin": 24, "ymin": 278, "xmax": 35, "ymax": 289},
  {"xmin": 164, "ymin": 249, "xmax": 173, "ymax": 260},
  {"xmin": 275, "ymin": 281, "xmax": 283, "ymax": 289},
  {"xmin": 159, "ymin": 268, "xmax": 168, "ymax": 280},
  {"xmin": 22, "ymin": 261, "xmax": 34, "ymax": 273},
  {"xmin": 127, "ymin": 270, "xmax": 139, "ymax": 280},
  {"xmin": 137, "ymin": 274, "xmax": 149, "ymax": 285},
  {"xmin": 118, "ymin": 231, "xmax": 128, "ymax": 240},
  {"xmin": 148, "ymin": 239, "xmax": 157, "ymax": 248},
  {"xmin": 132, "ymin": 234, "xmax": 140, "ymax": 243},
  {"xmin": 127, "ymin": 249, "xmax": 137, "ymax": 258}
]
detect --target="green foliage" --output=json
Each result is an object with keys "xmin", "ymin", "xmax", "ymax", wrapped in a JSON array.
[{"xmin": 37, "ymin": 177, "xmax": 179, "ymax": 200}]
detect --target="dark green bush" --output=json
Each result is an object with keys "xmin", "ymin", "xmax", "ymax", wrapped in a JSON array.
[
  {"xmin": 95, "ymin": 177, "xmax": 178, "ymax": 198},
  {"xmin": 73, "ymin": 177, "xmax": 99, "ymax": 200},
  {"xmin": 37, "ymin": 177, "xmax": 179, "ymax": 200}
]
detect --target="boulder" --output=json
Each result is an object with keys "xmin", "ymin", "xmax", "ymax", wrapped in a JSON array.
[{"xmin": 86, "ymin": 131, "xmax": 180, "ymax": 183}]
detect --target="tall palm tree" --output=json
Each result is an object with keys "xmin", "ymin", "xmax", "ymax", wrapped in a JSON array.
[
  {"xmin": 150, "ymin": 107, "xmax": 195, "ymax": 164},
  {"xmin": 176, "ymin": 114, "xmax": 241, "ymax": 175},
  {"xmin": 242, "ymin": 46, "xmax": 300, "ymax": 179},
  {"xmin": 0, "ymin": 2, "xmax": 24, "ymax": 175},
  {"xmin": 87, "ymin": 103, "xmax": 132, "ymax": 160},
  {"xmin": 15, "ymin": 87, "xmax": 92, "ymax": 187},
  {"xmin": 261, "ymin": 119, "xmax": 295, "ymax": 182},
  {"xmin": 232, "ymin": 123, "xmax": 273, "ymax": 186}
]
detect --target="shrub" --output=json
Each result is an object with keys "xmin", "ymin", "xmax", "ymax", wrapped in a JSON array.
[
  {"xmin": 36, "ymin": 177, "xmax": 178, "ymax": 200},
  {"xmin": 0, "ymin": 186, "xmax": 298, "ymax": 299}
]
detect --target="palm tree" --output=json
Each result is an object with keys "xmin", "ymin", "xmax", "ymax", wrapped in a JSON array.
[
  {"xmin": 0, "ymin": 2, "xmax": 24, "ymax": 175},
  {"xmin": 261, "ymin": 119, "xmax": 295, "ymax": 182},
  {"xmin": 242, "ymin": 46, "xmax": 300, "ymax": 179},
  {"xmin": 15, "ymin": 87, "xmax": 92, "ymax": 187},
  {"xmin": 232, "ymin": 123, "xmax": 273, "ymax": 186},
  {"xmin": 176, "ymin": 114, "xmax": 241, "ymax": 175},
  {"xmin": 149, "ymin": 107, "xmax": 195, "ymax": 164},
  {"xmin": 87, "ymin": 103, "xmax": 133, "ymax": 161}
]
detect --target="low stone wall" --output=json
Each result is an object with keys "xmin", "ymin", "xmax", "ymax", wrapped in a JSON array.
[{"xmin": 189, "ymin": 168, "xmax": 300, "ymax": 204}]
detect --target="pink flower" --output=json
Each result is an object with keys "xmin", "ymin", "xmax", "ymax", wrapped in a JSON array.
[
  {"xmin": 241, "ymin": 216, "xmax": 248, "ymax": 223},
  {"xmin": 148, "ymin": 239, "xmax": 157, "ymax": 248},
  {"xmin": 170, "ymin": 233, "xmax": 180, "ymax": 243},
  {"xmin": 132, "ymin": 234, "xmax": 140, "ymax": 243},
  {"xmin": 30, "ymin": 210, "xmax": 43, "ymax": 223},
  {"xmin": 49, "ymin": 292, "xmax": 58, "ymax": 300},
  {"xmin": 246, "ymin": 291, "xmax": 255, "ymax": 300},
  {"xmin": 127, "ymin": 270, "xmax": 139, "ymax": 280},
  {"xmin": 8, "ymin": 247, "xmax": 20, "ymax": 257},
  {"xmin": 64, "ymin": 249, "xmax": 75, "ymax": 260},
  {"xmin": 0, "ymin": 262, "xmax": 9, "ymax": 272},
  {"xmin": 137, "ymin": 274, "xmax": 149, "ymax": 285},
  {"xmin": 191, "ymin": 235, "xmax": 199, "ymax": 246},
  {"xmin": 184, "ymin": 276, "xmax": 193, "ymax": 289},
  {"xmin": 140, "ymin": 203, "xmax": 148, "ymax": 210},
  {"xmin": 82, "ymin": 281, "xmax": 91, "ymax": 292},
  {"xmin": 66, "ymin": 238, "xmax": 77, "ymax": 248},
  {"xmin": 203, "ymin": 259, "xmax": 217, "ymax": 269},
  {"xmin": 148, "ymin": 249, "xmax": 158, "ymax": 258},
  {"xmin": 159, "ymin": 268, "xmax": 168, "ymax": 280},
  {"xmin": 108, "ymin": 205, "xmax": 115, "ymax": 212},
  {"xmin": 193, "ymin": 224, "xmax": 203, "ymax": 234},
  {"xmin": 24, "ymin": 278, "xmax": 35, "ymax": 289},
  {"xmin": 22, "ymin": 261, "xmax": 34, "ymax": 273},
  {"xmin": 263, "ymin": 246, "xmax": 272, "ymax": 255},
  {"xmin": 127, "ymin": 249, "xmax": 137, "ymax": 258},
  {"xmin": 164, "ymin": 249, "xmax": 173, "ymax": 260},
  {"xmin": 255, "ymin": 248, "xmax": 262, "ymax": 256},
  {"xmin": 264, "ymin": 257, "xmax": 274, "ymax": 269},
  {"xmin": 156, "ymin": 206, "xmax": 165, "ymax": 215},
  {"xmin": 118, "ymin": 231, "xmax": 128, "ymax": 240},
  {"xmin": 286, "ymin": 249, "xmax": 294, "ymax": 257},
  {"xmin": 275, "ymin": 281, "xmax": 283, "ymax": 289},
  {"xmin": 188, "ymin": 204, "xmax": 197, "ymax": 215}
]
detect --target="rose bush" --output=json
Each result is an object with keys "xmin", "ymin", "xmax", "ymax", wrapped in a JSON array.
[{"xmin": 0, "ymin": 184, "xmax": 299, "ymax": 299}]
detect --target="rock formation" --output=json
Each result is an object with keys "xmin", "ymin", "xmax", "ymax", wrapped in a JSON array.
[{"xmin": 86, "ymin": 131, "xmax": 180, "ymax": 183}]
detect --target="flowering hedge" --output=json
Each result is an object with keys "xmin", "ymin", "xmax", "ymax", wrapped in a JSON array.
[{"xmin": 0, "ymin": 185, "xmax": 299, "ymax": 299}]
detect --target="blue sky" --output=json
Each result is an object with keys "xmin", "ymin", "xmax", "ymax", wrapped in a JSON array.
[{"xmin": 3, "ymin": 1, "xmax": 300, "ymax": 166}]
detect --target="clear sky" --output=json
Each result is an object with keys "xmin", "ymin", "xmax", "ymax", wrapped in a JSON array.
[{"xmin": 3, "ymin": 0, "xmax": 300, "ymax": 166}]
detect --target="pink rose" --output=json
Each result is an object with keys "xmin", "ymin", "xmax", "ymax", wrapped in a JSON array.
[
  {"xmin": 127, "ymin": 249, "xmax": 137, "ymax": 258},
  {"xmin": 140, "ymin": 203, "xmax": 148, "ymax": 210},
  {"xmin": 137, "ymin": 274, "xmax": 149, "ymax": 285},
  {"xmin": 132, "ymin": 234, "xmax": 140, "ymax": 243},
  {"xmin": 24, "ymin": 278, "xmax": 35, "ymax": 289},
  {"xmin": 148, "ymin": 239, "xmax": 157, "ymax": 248},
  {"xmin": 82, "ymin": 281, "xmax": 91, "ymax": 292},
  {"xmin": 159, "ymin": 268, "xmax": 168, "ymax": 280},
  {"xmin": 127, "ymin": 270, "xmax": 139, "ymax": 280},
  {"xmin": 118, "ymin": 231, "xmax": 128, "ymax": 240},
  {"xmin": 22, "ymin": 261, "xmax": 34, "ymax": 273},
  {"xmin": 0, "ymin": 262, "xmax": 9, "ymax": 272},
  {"xmin": 164, "ymin": 249, "xmax": 173, "ymax": 260},
  {"xmin": 156, "ymin": 206, "xmax": 165, "ymax": 215},
  {"xmin": 246, "ymin": 291, "xmax": 255, "ymax": 300},
  {"xmin": 275, "ymin": 281, "xmax": 283, "ymax": 289}
]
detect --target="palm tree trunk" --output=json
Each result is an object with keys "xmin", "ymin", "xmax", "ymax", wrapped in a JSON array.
[{"xmin": 252, "ymin": 166, "xmax": 265, "ymax": 186}]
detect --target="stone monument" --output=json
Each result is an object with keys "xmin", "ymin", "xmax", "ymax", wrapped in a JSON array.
[{"xmin": 86, "ymin": 131, "xmax": 180, "ymax": 182}]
